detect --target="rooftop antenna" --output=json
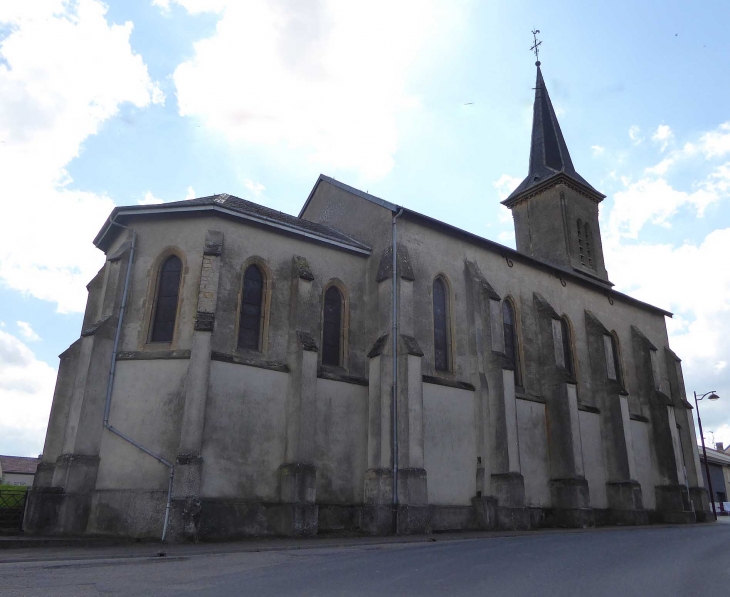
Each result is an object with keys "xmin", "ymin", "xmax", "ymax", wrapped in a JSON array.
[{"xmin": 530, "ymin": 29, "xmax": 542, "ymax": 66}]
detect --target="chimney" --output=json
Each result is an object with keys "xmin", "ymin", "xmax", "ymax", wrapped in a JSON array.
[{"xmin": 716, "ymin": 442, "xmax": 724, "ymax": 452}]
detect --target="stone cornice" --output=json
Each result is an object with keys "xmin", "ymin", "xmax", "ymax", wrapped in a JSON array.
[{"xmin": 501, "ymin": 172, "xmax": 605, "ymax": 209}]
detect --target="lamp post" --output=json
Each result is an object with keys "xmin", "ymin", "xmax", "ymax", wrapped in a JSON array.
[{"xmin": 694, "ymin": 390, "xmax": 720, "ymax": 521}]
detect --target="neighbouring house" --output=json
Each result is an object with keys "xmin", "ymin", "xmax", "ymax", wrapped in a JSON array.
[
  {"xmin": 699, "ymin": 442, "xmax": 730, "ymax": 514},
  {"xmin": 0, "ymin": 456, "xmax": 41, "ymax": 487},
  {"xmin": 25, "ymin": 61, "xmax": 713, "ymax": 541}
]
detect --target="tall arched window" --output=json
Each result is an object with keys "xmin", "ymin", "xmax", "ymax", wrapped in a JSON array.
[
  {"xmin": 609, "ymin": 331, "xmax": 624, "ymax": 388},
  {"xmin": 150, "ymin": 255, "xmax": 182, "ymax": 343},
  {"xmin": 433, "ymin": 277, "xmax": 450, "ymax": 372},
  {"xmin": 584, "ymin": 223, "xmax": 594, "ymax": 268},
  {"xmin": 502, "ymin": 299, "xmax": 522, "ymax": 387},
  {"xmin": 238, "ymin": 264, "xmax": 265, "ymax": 351},
  {"xmin": 561, "ymin": 317, "xmax": 574, "ymax": 377},
  {"xmin": 577, "ymin": 219, "xmax": 585, "ymax": 265},
  {"xmin": 322, "ymin": 285, "xmax": 344, "ymax": 367}
]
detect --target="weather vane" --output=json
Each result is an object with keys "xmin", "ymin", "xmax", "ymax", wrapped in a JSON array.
[{"xmin": 530, "ymin": 29, "xmax": 542, "ymax": 65}]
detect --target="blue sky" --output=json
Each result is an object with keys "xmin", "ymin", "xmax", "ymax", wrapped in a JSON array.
[{"xmin": 1, "ymin": 0, "xmax": 730, "ymax": 456}]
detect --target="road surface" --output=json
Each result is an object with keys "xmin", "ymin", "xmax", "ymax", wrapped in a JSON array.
[{"xmin": 1, "ymin": 522, "xmax": 729, "ymax": 596}]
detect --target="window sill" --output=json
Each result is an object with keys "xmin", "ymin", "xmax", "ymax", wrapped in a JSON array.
[
  {"xmin": 318, "ymin": 368, "xmax": 368, "ymax": 386},
  {"xmin": 211, "ymin": 351, "xmax": 288, "ymax": 373},
  {"xmin": 515, "ymin": 392, "xmax": 546, "ymax": 404},
  {"xmin": 422, "ymin": 375, "xmax": 475, "ymax": 392}
]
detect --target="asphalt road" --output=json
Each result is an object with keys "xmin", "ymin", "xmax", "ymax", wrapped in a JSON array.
[{"xmin": 1, "ymin": 522, "xmax": 729, "ymax": 596}]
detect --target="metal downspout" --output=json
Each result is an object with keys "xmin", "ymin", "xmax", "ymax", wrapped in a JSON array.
[
  {"xmin": 104, "ymin": 217, "xmax": 175, "ymax": 542},
  {"xmin": 392, "ymin": 207, "xmax": 403, "ymax": 533}
]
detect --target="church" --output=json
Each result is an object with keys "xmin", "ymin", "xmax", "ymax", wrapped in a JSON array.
[{"xmin": 25, "ymin": 62, "xmax": 712, "ymax": 541}]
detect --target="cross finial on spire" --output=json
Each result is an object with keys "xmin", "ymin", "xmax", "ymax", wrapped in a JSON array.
[{"xmin": 530, "ymin": 29, "xmax": 542, "ymax": 66}]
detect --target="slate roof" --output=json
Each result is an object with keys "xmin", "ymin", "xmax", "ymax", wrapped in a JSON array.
[
  {"xmin": 0, "ymin": 455, "xmax": 40, "ymax": 475},
  {"xmin": 503, "ymin": 65, "xmax": 604, "ymax": 206},
  {"xmin": 95, "ymin": 193, "xmax": 371, "ymax": 254}
]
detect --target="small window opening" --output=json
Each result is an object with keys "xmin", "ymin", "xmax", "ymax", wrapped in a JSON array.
[
  {"xmin": 584, "ymin": 223, "xmax": 594, "ymax": 268},
  {"xmin": 577, "ymin": 219, "xmax": 585, "ymax": 265}
]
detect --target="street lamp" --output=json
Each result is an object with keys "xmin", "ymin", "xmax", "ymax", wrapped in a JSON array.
[{"xmin": 694, "ymin": 390, "xmax": 720, "ymax": 521}]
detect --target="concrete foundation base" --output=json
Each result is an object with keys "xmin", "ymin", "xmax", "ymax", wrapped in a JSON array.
[
  {"xmin": 195, "ymin": 500, "xmax": 318, "ymax": 540},
  {"xmin": 496, "ymin": 506, "xmax": 531, "ymax": 530},
  {"xmin": 655, "ymin": 485, "xmax": 696, "ymax": 524},
  {"xmin": 549, "ymin": 477, "xmax": 594, "ymax": 528},
  {"xmin": 688, "ymin": 486, "xmax": 713, "ymax": 522}
]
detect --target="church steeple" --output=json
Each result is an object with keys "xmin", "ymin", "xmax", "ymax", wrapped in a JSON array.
[
  {"xmin": 503, "ymin": 64, "xmax": 603, "ymax": 206},
  {"xmin": 502, "ymin": 56, "xmax": 610, "ymax": 284}
]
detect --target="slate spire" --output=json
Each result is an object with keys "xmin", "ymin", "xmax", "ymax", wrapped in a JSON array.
[{"xmin": 503, "ymin": 63, "xmax": 602, "ymax": 205}]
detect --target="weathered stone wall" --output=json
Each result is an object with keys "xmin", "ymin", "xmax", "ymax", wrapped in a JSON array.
[
  {"xmin": 516, "ymin": 399, "xmax": 550, "ymax": 508},
  {"xmin": 27, "ymin": 179, "xmax": 709, "ymax": 539},
  {"xmin": 423, "ymin": 382, "xmax": 476, "ymax": 506}
]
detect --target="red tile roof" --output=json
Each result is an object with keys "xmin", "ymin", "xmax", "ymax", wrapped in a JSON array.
[{"xmin": 0, "ymin": 455, "xmax": 40, "ymax": 475}]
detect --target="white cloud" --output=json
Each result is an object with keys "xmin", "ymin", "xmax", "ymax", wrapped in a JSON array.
[
  {"xmin": 152, "ymin": 0, "xmax": 171, "ymax": 11},
  {"xmin": 591, "ymin": 145, "xmax": 605, "ymax": 155},
  {"xmin": 171, "ymin": 0, "xmax": 458, "ymax": 179},
  {"xmin": 629, "ymin": 125, "xmax": 642, "ymax": 144},
  {"xmin": 0, "ymin": 329, "xmax": 56, "ymax": 456},
  {"xmin": 0, "ymin": 0, "xmax": 162, "ymax": 313},
  {"xmin": 715, "ymin": 361, "xmax": 727, "ymax": 373},
  {"xmin": 607, "ymin": 175, "xmax": 721, "ymax": 240},
  {"xmin": 493, "ymin": 173, "xmax": 521, "ymax": 201},
  {"xmin": 492, "ymin": 174, "xmax": 520, "ymax": 227},
  {"xmin": 139, "ymin": 190, "xmax": 164, "ymax": 205},
  {"xmin": 243, "ymin": 179, "xmax": 265, "ymax": 201},
  {"xmin": 652, "ymin": 124, "xmax": 674, "ymax": 152},
  {"xmin": 699, "ymin": 122, "xmax": 730, "ymax": 159},
  {"xmin": 185, "ymin": 186, "xmax": 196, "ymax": 200},
  {"xmin": 16, "ymin": 321, "xmax": 40, "ymax": 342},
  {"xmin": 497, "ymin": 230, "xmax": 514, "ymax": 244}
]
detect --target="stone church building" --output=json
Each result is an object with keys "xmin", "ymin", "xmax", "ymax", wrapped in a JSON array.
[{"xmin": 25, "ymin": 64, "xmax": 712, "ymax": 540}]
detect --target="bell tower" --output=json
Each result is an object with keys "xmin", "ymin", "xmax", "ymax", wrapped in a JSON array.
[{"xmin": 502, "ymin": 57, "xmax": 610, "ymax": 284}]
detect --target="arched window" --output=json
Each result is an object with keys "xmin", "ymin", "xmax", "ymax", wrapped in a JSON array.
[
  {"xmin": 609, "ymin": 332, "xmax": 624, "ymax": 387},
  {"xmin": 238, "ymin": 264, "xmax": 265, "ymax": 351},
  {"xmin": 502, "ymin": 299, "xmax": 522, "ymax": 387},
  {"xmin": 433, "ymin": 277, "xmax": 450, "ymax": 372},
  {"xmin": 584, "ymin": 223, "xmax": 594, "ymax": 268},
  {"xmin": 322, "ymin": 285, "xmax": 344, "ymax": 367},
  {"xmin": 561, "ymin": 317, "xmax": 574, "ymax": 377},
  {"xmin": 577, "ymin": 219, "xmax": 585, "ymax": 266},
  {"xmin": 150, "ymin": 255, "xmax": 182, "ymax": 343}
]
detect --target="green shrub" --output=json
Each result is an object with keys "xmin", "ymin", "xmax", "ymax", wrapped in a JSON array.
[{"xmin": 0, "ymin": 485, "xmax": 27, "ymax": 509}]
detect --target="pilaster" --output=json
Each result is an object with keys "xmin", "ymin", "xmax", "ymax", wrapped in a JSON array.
[
  {"xmin": 631, "ymin": 326, "xmax": 695, "ymax": 523},
  {"xmin": 584, "ymin": 311, "xmax": 646, "ymax": 524},
  {"xmin": 277, "ymin": 256, "xmax": 321, "ymax": 536},
  {"xmin": 171, "ymin": 230, "xmax": 223, "ymax": 540},
  {"xmin": 27, "ymin": 240, "xmax": 134, "ymax": 535},
  {"xmin": 665, "ymin": 348, "xmax": 712, "ymax": 521},
  {"xmin": 533, "ymin": 293, "xmax": 592, "ymax": 527}
]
